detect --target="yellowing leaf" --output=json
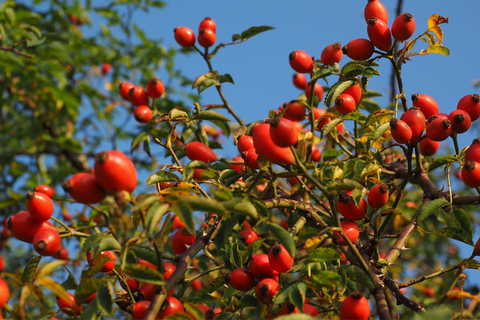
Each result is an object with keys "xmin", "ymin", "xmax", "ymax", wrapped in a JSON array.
[
  {"xmin": 427, "ymin": 44, "xmax": 450, "ymax": 55},
  {"xmin": 428, "ymin": 14, "xmax": 448, "ymax": 44},
  {"xmin": 104, "ymin": 82, "xmax": 112, "ymax": 91},
  {"xmin": 105, "ymin": 103, "xmax": 116, "ymax": 113},
  {"xmin": 305, "ymin": 235, "xmax": 328, "ymax": 252}
]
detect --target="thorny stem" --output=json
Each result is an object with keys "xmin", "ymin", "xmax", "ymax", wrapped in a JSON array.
[{"xmin": 397, "ymin": 260, "xmax": 468, "ymax": 288}]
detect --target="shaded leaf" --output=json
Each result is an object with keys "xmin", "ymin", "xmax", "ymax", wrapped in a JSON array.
[
  {"xmin": 97, "ymin": 284, "xmax": 114, "ymax": 317},
  {"xmin": 434, "ymin": 227, "xmax": 473, "ymax": 245},
  {"xmin": 322, "ymin": 149, "xmax": 343, "ymax": 161},
  {"xmin": 340, "ymin": 265, "xmax": 375, "ymax": 290},
  {"xmin": 366, "ymin": 122, "xmax": 390, "ymax": 150},
  {"xmin": 451, "ymin": 208, "xmax": 473, "ymax": 240},
  {"xmin": 274, "ymin": 281, "xmax": 307, "ymax": 312},
  {"xmin": 417, "ymin": 199, "xmax": 450, "ymax": 222},
  {"xmin": 239, "ymin": 26, "xmax": 274, "ymax": 41},
  {"xmin": 307, "ymin": 247, "xmax": 341, "ymax": 263},
  {"xmin": 321, "ymin": 119, "xmax": 343, "ymax": 138},
  {"xmin": 75, "ymin": 278, "xmax": 105, "ymax": 305},
  {"xmin": 22, "ymin": 256, "xmax": 41, "ymax": 285},
  {"xmin": 123, "ymin": 264, "xmax": 165, "ymax": 285},
  {"xmin": 269, "ymin": 224, "xmax": 296, "ymax": 258},
  {"xmin": 310, "ymin": 270, "xmax": 341, "ymax": 286},
  {"xmin": 145, "ymin": 203, "xmax": 170, "ymax": 236},
  {"xmin": 428, "ymin": 155, "xmax": 458, "ymax": 172},
  {"xmin": 326, "ymin": 179, "xmax": 360, "ymax": 192},
  {"xmin": 218, "ymin": 74, "xmax": 234, "ymax": 84},
  {"xmin": 191, "ymin": 110, "xmax": 231, "ymax": 122},
  {"xmin": 324, "ymin": 80, "xmax": 355, "ymax": 107},
  {"xmin": 36, "ymin": 277, "xmax": 70, "ymax": 301},
  {"xmin": 172, "ymin": 202, "xmax": 194, "ymax": 233},
  {"xmin": 146, "ymin": 171, "xmax": 180, "ymax": 185}
]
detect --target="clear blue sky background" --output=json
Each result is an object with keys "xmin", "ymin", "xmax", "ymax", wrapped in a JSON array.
[{"xmin": 97, "ymin": 0, "xmax": 480, "ymax": 289}]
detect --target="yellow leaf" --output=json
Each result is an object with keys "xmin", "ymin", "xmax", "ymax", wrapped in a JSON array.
[
  {"xmin": 427, "ymin": 14, "xmax": 448, "ymax": 44},
  {"xmin": 447, "ymin": 290, "xmax": 480, "ymax": 302},
  {"xmin": 429, "ymin": 26, "xmax": 444, "ymax": 44},
  {"xmin": 427, "ymin": 44, "xmax": 450, "ymax": 55},
  {"xmin": 36, "ymin": 277, "xmax": 70, "ymax": 301},
  {"xmin": 305, "ymin": 235, "xmax": 328, "ymax": 252},
  {"xmin": 104, "ymin": 82, "xmax": 112, "ymax": 91},
  {"xmin": 105, "ymin": 103, "xmax": 116, "ymax": 113}
]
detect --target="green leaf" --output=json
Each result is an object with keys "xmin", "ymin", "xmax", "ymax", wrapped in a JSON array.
[
  {"xmin": 131, "ymin": 132, "xmax": 147, "ymax": 153},
  {"xmin": 232, "ymin": 33, "xmax": 241, "ymax": 42},
  {"xmin": 36, "ymin": 277, "xmax": 70, "ymax": 301},
  {"xmin": 326, "ymin": 179, "xmax": 360, "ymax": 192},
  {"xmin": 214, "ymin": 214, "xmax": 239, "ymax": 249},
  {"xmin": 4, "ymin": 7, "xmax": 15, "ymax": 26},
  {"xmin": 218, "ymin": 74, "xmax": 234, "ymax": 84},
  {"xmin": 310, "ymin": 270, "xmax": 342, "ymax": 286},
  {"xmin": 175, "ymin": 195, "xmax": 227, "ymax": 215},
  {"xmin": 340, "ymin": 265, "xmax": 375, "ymax": 290},
  {"xmin": 146, "ymin": 171, "xmax": 180, "ymax": 185},
  {"xmin": 269, "ymin": 224, "xmax": 296, "ymax": 258},
  {"xmin": 198, "ymin": 79, "xmax": 220, "ymax": 94},
  {"xmin": 145, "ymin": 203, "xmax": 170, "ymax": 236},
  {"xmin": 321, "ymin": 119, "xmax": 343, "ymax": 138},
  {"xmin": 427, "ymin": 44, "xmax": 450, "ymax": 55},
  {"xmin": 219, "ymin": 169, "xmax": 243, "ymax": 187},
  {"xmin": 434, "ymin": 227, "xmax": 473, "ymax": 245},
  {"xmin": 359, "ymin": 99, "xmax": 381, "ymax": 113},
  {"xmin": 428, "ymin": 155, "xmax": 458, "ymax": 171},
  {"xmin": 169, "ymin": 108, "xmax": 189, "ymax": 121},
  {"xmin": 342, "ymin": 111, "xmax": 367, "ymax": 121},
  {"xmin": 36, "ymin": 260, "xmax": 66, "ymax": 280},
  {"xmin": 417, "ymin": 199, "xmax": 450, "ymax": 222},
  {"xmin": 365, "ymin": 109, "xmax": 394, "ymax": 127},
  {"xmin": 97, "ymin": 284, "xmax": 114, "ymax": 317},
  {"xmin": 22, "ymin": 256, "xmax": 41, "ymax": 285},
  {"xmin": 191, "ymin": 111, "xmax": 231, "ymax": 122},
  {"xmin": 307, "ymin": 247, "xmax": 341, "ymax": 263},
  {"xmin": 274, "ymin": 281, "xmax": 307, "ymax": 312},
  {"xmin": 366, "ymin": 122, "xmax": 390, "ymax": 150},
  {"xmin": 207, "ymin": 276, "xmax": 226, "ymax": 293},
  {"xmin": 322, "ymin": 149, "xmax": 343, "ymax": 161},
  {"xmin": 172, "ymin": 203, "xmax": 194, "ymax": 233},
  {"xmin": 82, "ymin": 234, "xmax": 121, "ymax": 257},
  {"xmin": 341, "ymin": 60, "xmax": 379, "ymax": 74},
  {"xmin": 324, "ymin": 80, "xmax": 355, "ymax": 107},
  {"xmin": 451, "ymin": 208, "xmax": 473, "ymax": 240},
  {"xmin": 75, "ymin": 278, "xmax": 105, "ymax": 305},
  {"xmin": 80, "ymin": 299, "xmax": 99, "ymax": 320},
  {"xmin": 311, "ymin": 68, "xmax": 332, "ymax": 82},
  {"xmin": 123, "ymin": 264, "xmax": 165, "ymax": 285},
  {"xmin": 364, "ymin": 90, "xmax": 382, "ymax": 98},
  {"xmin": 223, "ymin": 197, "xmax": 258, "ymax": 219},
  {"xmin": 239, "ymin": 26, "xmax": 274, "ymax": 41}
]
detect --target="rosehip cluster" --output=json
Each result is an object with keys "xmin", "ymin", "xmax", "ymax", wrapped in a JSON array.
[
  {"xmin": 118, "ymin": 76, "xmax": 165, "ymax": 124},
  {"xmin": 174, "ymin": 17, "xmax": 217, "ymax": 49},
  {"xmin": 61, "ymin": 150, "xmax": 137, "ymax": 205}
]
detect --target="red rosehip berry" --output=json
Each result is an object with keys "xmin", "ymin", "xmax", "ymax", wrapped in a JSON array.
[
  {"xmin": 448, "ymin": 110, "xmax": 471, "ymax": 134},
  {"xmin": 268, "ymin": 244, "xmax": 294, "ymax": 273},
  {"xmin": 146, "ymin": 77, "xmax": 165, "ymax": 99},
  {"xmin": 392, "ymin": 13, "xmax": 416, "ymax": 41},
  {"xmin": 289, "ymin": 50, "xmax": 313, "ymax": 74},
  {"xmin": 336, "ymin": 191, "xmax": 367, "ymax": 220},
  {"xmin": 174, "ymin": 27, "xmax": 195, "ymax": 47},
  {"xmin": 226, "ymin": 268, "xmax": 255, "ymax": 292},
  {"xmin": 368, "ymin": 184, "xmax": 389, "ymax": 208},
  {"xmin": 411, "ymin": 93, "xmax": 439, "ymax": 119},
  {"xmin": 367, "ymin": 17, "xmax": 392, "ymax": 52},
  {"xmin": 321, "ymin": 43, "xmax": 343, "ymax": 66},
  {"xmin": 343, "ymin": 38, "xmax": 374, "ymax": 61},
  {"xmin": 292, "ymin": 73, "xmax": 308, "ymax": 90},
  {"xmin": 364, "ymin": 0, "xmax": 388, "ymax": 24}
]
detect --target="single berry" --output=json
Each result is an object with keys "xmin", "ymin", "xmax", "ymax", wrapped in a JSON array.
[
  {"xmin": 411, "ymin": 93, "xmax": 439, "ymax": 119},
  {"xmin": 364, "ymin": 0, "xmax": 388, "ymax": 24},
  {"xmin": 321, "ymin": 43, "xmax": 343, "ymax": 66},
  {"xmin": 268, "ymin": 244, "xmax": 294, "ymax": 273},
  {"xmin": 333, "ymin": 220, "xmax": 360, "ymax": 246},
  {"xmin": 289, "ymin": 50, "xmax": 314, "ymax": 73},
  {"xmin": 134, "ymin": 105, "xmax": 152, "ymax": 123},
  {"xmin": 368, "ymin": 184, "xmax": 389, "ymax": 208},
  {"xmin": 343, "ymin": 38, "xmax": 374, "ymax": 61},
  {"xmin": 226, "ymin": 268, "xmax": 255, "ymax": 292},
  {"xmin": 174, "ymin": 27, "xmax": 195, "ymax": 47},
  {"xmin": 367, "ymin": 17, "xmax": 392, "ymax": 52},
  {"xmin": 392, "ymin": 13, "xmax": 416, "ymax": 41}
]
